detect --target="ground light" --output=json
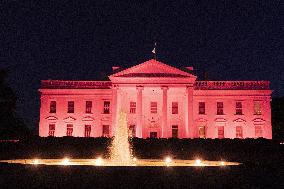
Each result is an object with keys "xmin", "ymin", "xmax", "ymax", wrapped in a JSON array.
[
  {"xmin": 195, "ymin": 159, "xmax": 202, "ymax": 166},
  {"xmin": 32, "ymin": 159, "xmax": 39, "ymax": 165},
  {"xmin": 94, "ymin": 157, "xmax": 104, "ymax": 166},
  {"xmin": 61, "ymin": 158, "xmax": 70, "ymax": 166},
  {"xmin": 164, "ymin": 156, "xmax": 172, "ymax": 166}
]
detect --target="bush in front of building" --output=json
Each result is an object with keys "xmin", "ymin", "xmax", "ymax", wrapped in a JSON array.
[{"xmin": 0, "ymin": 137, "xmax": 282, "ymax": 165}]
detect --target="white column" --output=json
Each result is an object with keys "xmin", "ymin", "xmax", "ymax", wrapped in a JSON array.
[
  {"xmin": 111, "ymin": 85, "xmax": 118, "ymax": 137},
  {"xmin": 136, "ymin": 86, "xmax": 144, "ymax": 138},
  {"xmin": 161, "ymin": 86, "xmax": 168, "ymax": 138},
  {"xmin": 186, "ymin": 86, "xmax": 194, "ymax": 138}
]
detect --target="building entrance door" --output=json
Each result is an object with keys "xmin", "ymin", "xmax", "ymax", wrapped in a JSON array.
[{"xmin": 150, "ymin": 132, "xmax": 157, "ymax": 138}]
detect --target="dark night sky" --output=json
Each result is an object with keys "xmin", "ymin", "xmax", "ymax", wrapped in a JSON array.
[{"xmin": 1, "ymin": 0, "xmax": 283, "ymax": 128}]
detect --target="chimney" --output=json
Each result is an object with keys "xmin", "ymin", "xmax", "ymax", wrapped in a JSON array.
[
  {"xmin": 185, "ymin": 66, "xmax": 193, "ymax": 71},
  {"xmin": 112, "ymin": 66, "xmax": 120, "ymax": 71}
]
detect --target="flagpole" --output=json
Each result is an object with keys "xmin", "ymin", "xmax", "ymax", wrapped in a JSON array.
[
  {"xmin": 155, "ymin": 42, "xmax": 157, "ymax": 60},
  {"xmin": 152, "ymin": 42, "xmax": 157, "ymax": 61}
]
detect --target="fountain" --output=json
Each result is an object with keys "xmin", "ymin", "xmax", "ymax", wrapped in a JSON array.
[{"xmin": 109, "ymin": 111, "xmax": 133, "ymax": 166}]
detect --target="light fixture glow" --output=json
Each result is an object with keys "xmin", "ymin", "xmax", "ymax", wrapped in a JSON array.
[
  {"xmin": 133, "ymin": 157, "xmax": 137, "ymax": 162},
  {"xmin": 195, "ymin": 159, "xmax": 202, "ymax": 166},
  {"xmin": 220, "ymin": 161, "xmax": 225, "ymax": 166},
  {"xmin": 32, "ymin": 159, "xmax": 39, "ymax": 165},
  {"xmin": 61, "ymin": 158, "xmax": 70, "ymax": 165},
  {"xmin": 94, "ymin": 157, "xmax": 104, "ymax": 166},
  {"xmin": 165, "ymin": 157, "xmax": 172, "ymax": 164}
]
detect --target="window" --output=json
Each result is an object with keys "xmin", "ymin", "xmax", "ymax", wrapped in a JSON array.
[
  {"xmin": 48, "ymin": 124, "xmax": 55, "ymax": 137},
  {"xmin": 50, "ymin": 101, "xmax": 56, "ymax": 113},
  {"xmin": 129, "ymin": 125, "xmax": 136, "ymax": 137},
  {"xmin": 130, "ymin": 102, "xmax": 136, "ymax": 114},
  {"xmin": 199, "ymin": 102, "xmax": 205, "ymax": 114},
  {"xmin": 84, "ymin": 125, "xmax": 91, "ymax": 137},
  {"xmin": 103, "ymin": 101, "xmax": 110, "ymax": 114},
  {"xmin": 150, "ymin": 132, "xmax": 157, "ymax": 138},
  {"xmin": 254, "ymin": 101, "xmax": 262, "ymax": 115},
  {"xmin": 172, "ymin": 125, "xmax": 178, "ymax": 138},
  {"xmin": 102, "ymin": 125, "xmax": 110, "ymax": 137},
  {"xmin": 236, "ymin": 102, "xmax": 243, "ymax": 115},
  {"xmin": 236, "ymin": 126, "xmax": 243, "ymax": 138},
  {"xmin": 217, "ymin": 102, "xmax": 224, "ymax": 115},
  {"xmin": 86, "ymin": 101, "xmax": 92, "ymax": 113},
  {"xmin": 255, "ymin": 126, "xmax": 262, "ymax": 138},
  {"xmin": 172, "ymin": 102, "xmax": 178, "ymax": 114},
  {"xmin": 198, "ymin": 126, "xmax": 206, "ymax": 138},
  {"xmin": 68, "ymin": 101, "xmax": 74, "ymax": 113},
  {"xmin": 218, "ymin": 126, "xmax": 224, "ymax": 139},
  {"xmin": 150, "ymin": 102, "xmax": 157, "ymax": 114},
  {"xmin": 66, "ymin": 124, "xmax": 73, "ymax": 136}
]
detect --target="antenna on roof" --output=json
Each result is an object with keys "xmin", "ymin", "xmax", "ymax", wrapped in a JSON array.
[{"xmin": 152, "ymin": 42, "xmax": 157, "ymax": 60}]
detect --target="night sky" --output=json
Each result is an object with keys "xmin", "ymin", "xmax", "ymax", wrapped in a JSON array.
[{"xmin": 1, "ymin": 0, "xmax": 283, "ymax": 128}]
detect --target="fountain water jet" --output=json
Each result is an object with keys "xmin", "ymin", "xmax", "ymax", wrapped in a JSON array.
[{"xmin": 109, "ymin": 111, "xmax": 133, "ymax": 165}]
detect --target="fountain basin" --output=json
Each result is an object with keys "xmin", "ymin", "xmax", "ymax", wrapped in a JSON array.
[{"xmin": 0, "ymin": 159, "xmax": 240, "ymax": 166}]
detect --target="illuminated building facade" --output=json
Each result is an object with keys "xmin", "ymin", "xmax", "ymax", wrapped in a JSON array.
[{"xmin": 39, "ymin": 59, "xmax": 272, "ymax": 139}]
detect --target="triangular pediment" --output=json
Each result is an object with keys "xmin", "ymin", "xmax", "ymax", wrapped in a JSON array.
[
  {"xmin": 82, "ymin": 116, "xmax": 95, "ymax": 122},
  {"xmin": 109, "ymin": 59, "xmax": 196, "ymax": 78},
  {"xmin": 195, "ymin": 118, "xmax": 208, "ymax": 122}
]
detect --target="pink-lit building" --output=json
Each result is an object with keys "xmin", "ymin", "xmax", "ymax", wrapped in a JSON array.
[{"xmin": 39, "ymin": 59, "xmax": 272, "ymax": 139}]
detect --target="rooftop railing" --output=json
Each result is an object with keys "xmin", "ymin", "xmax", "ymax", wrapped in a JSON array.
[
  {"xmin": 41, "ymin": 80, "xmax": 112, "ymax": 89},
  {"xmin": 194, "ymin": 81, "xmax": 270, "ymax": 90},
  {"xmin": 41, "ymin": 80, "xmax": 270, "ymax": 90}
]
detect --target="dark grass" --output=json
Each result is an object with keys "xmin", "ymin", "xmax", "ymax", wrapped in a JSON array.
[{"xmin": 0, "ymin": 163, "xmax": 283, "ymax": 189}]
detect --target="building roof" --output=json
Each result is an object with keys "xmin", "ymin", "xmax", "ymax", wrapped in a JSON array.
[{"xmin": 109, "ymin": 59, "xmax": 196, "ymax": 78}]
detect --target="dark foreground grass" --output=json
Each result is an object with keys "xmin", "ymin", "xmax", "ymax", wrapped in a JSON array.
[
  {"xmin": 0, "ymin": 162, "xmax": 283, "ymax": 189},
  {"xmin": 0, "ymin": 138, "xmax": 283, "ymax": 189}
]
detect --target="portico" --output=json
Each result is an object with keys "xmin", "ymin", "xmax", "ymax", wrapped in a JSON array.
[{"xmin": 109, "ymin": 59, "xmax": 197, "ymax": 138}]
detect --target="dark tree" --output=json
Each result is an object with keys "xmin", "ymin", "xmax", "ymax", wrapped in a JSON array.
[
  {"xmin": 0, "ymin": 68, "xmax": 30, "ymax": 139},
  {"xmin": 271, "ymin": 97, "xmax": 284, "ymax": 140}
]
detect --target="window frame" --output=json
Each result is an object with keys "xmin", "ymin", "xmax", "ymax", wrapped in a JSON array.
[
  {"xmin": 172, "ymin": 102, "xmax": 178, "ymax": 114},
  {"xmin": 85, "ymin": 101, "xmax": 92, "ymax": 114},
  {"xmin": 150, "ymin": 102, "xmax": 158, "ymax": 114},
  {"xmin": 218, "ymin": 126, "xmax": 224, "ymax": 139},
  {"xmin": 235, "ymin": 101, "xmax": 243, "ymax": 115},
  {"xmin": 217, "ymin": 102, "xmax": 224, "ymax": 115},
  {"xmin": 103, "ymin": 101, "xmax": 110, "ymax": 114},
  {"xmin": 84, "ymin": 125, "xmax": 91, "ymax": 137},
  {"xmin": 128, "ymin": 125, "xmax": 136, "ymax": 137},
  {"xmin": 67, "ymin": 101, "xmax": 74, "ymax": 113},
  {"xmin": 198, "ymin": 102, "xmax": 205, "ymax": 115},
  {"xmin": 102, "ymin": 125, "xmax": 110, "ymax": 137},
  {"xmin": 48, "ymin": 124, "xmax": 55, "ymax": 137},
  {"xmin": 255, "ymin": 125, "xmax": 262, "ymax": 138},
  {"xmin": 130, "ymin": 101, "xmax": 136, "ymax": 114},
  {"xmin": 236, "ymin": 126, "xmax": 243, "ymax": 138},
  {"xmin": 66, "ymin": 124, "xmax": 73, "ymax": 137},
  {"xmin": 49, "ymin": 101, "xmax": 56, "ymax": 113},
  {"xmin": 172, "ymin": 125, "xmax": 178, "ymax": 138},
  {"xmin": 253, "ymin": 101, "xmax": 262, "ymax": 115}
]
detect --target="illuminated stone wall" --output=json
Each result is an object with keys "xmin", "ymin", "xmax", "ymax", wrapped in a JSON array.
[{"xmin": 39, "ymin": 59, "xmax": 272, "ymax": 139}]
